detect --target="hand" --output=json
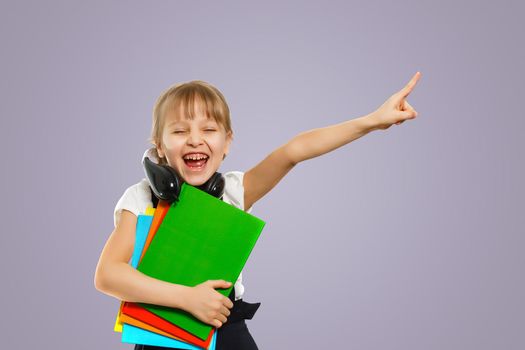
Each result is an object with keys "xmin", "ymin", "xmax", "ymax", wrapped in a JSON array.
[
  {"xmin": 182, "ymin": 280, "xmax": 234, "ymax": 328},
  {"xmin": 369, "ymin": 72, "xmax": 421, "ymax": 130}
]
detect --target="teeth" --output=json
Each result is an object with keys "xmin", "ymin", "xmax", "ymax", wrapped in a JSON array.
[{"xmin": 183, "ymin": 154, "xmax": 208, "ymax": 160}]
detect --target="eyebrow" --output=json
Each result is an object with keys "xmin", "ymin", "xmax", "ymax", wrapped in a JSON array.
[
  {"xmin": 167, "ymin": 120, "xmax": 184, "ymax": 127},
  {"xmin": 167, "ymin": 119, "xmax": 217, "ymax": 127}
]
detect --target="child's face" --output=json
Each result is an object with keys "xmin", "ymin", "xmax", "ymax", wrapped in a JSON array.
[{"xmin": 156, "ymin": 101, "xmax": 232, "ymax": 186}]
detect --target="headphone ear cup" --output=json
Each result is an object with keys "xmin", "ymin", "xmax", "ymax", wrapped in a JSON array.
[
  {"xmin": 143, "ymin": 157, "xmax": 182, "ymax": 203},
  {"xmin": 198, "ymin": 172, "xmax": 225, "ymax": 199}
]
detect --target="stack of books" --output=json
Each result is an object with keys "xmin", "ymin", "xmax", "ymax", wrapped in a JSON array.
[{"xmin": 112, "ymin": 183, "xmax": 265, "ymax": 349}]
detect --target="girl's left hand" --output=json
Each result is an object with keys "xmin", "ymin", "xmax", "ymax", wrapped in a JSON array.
[{"xmin": 369, "ymin": 72, "xmax": 421, "ymax": 130}]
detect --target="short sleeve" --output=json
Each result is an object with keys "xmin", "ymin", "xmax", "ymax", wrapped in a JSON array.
[
  {"xmin": 113, "ymin": 179, "xmax": 153, "ymax": 227},
  {"xmin": 223, "ymin": 171, "xmax": 253, "ymax": 213}
]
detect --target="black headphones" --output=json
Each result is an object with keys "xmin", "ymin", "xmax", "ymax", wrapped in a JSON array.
[{"xmin": 143, "ymin": 156, "xmax": 225, "ymax": 203}]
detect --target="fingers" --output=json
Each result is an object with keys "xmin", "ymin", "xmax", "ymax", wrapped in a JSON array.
[
  {"xmin": 208, "ymin": 280, "xmax": 234, "ymax": 308},
  {"xmin": 395, "ymin": 101, "xmax": 418, "ymax": 125},
  {"xmin": 214, "ymin": 291, "xmax": 234, "ymax": 327},
  {"xmin": 209, "ymin": 280, "xmax": 234, "ymax": 308},
  {"xmin": 191, "ymin": 280, "xmax": 236, "ymax": 328},
  {"xmin": 398, "ymin": 71, "xmax": 421, "ymax": 98},
  {"xmin": 210, "ymin": 302, "xmax": 232, "ymax": 328},
  {"xmin": 405, "ymin": 101, "xmax": 418, "ymax": 117},
  {"xmin": 224, "ymin": 295, "xmax": 234, "ymax": 309},
  {"xmin": 212, "ymin": 314, "xmax": 227, "ymax": 328},
  {"xmin": 207, "ymin": 279, "xmax": 233, "ymax": 289},
  {"xmin": 220, "ymin": 304, "xmax": 231, "ymax": 317},
  {"xmin": 394, "ymin": 113, "xmax": 415, "ymax": 125}
]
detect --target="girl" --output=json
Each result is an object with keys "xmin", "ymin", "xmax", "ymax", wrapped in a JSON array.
[{"xmin": 94, "ymin": 72, "xmax": 421, "ymax": 349}]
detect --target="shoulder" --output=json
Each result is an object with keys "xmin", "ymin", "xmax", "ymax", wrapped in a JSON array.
[
  {"xmin": 222, "ymin": 171, "xmax": 253, "ymax": 213},
  {"xmin": 113, "ymin": 178, "xmax": 152, "ymax": 227}
]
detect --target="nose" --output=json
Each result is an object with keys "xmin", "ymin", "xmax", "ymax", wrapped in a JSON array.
[{"xmin": 186, "ymin": 128, "xmax": 204, "ymax": 147}]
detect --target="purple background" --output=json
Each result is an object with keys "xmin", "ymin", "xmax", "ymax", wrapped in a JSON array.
[{"xmin": 1, "ymin": 1, "xmax": 524, "ymax": 349}]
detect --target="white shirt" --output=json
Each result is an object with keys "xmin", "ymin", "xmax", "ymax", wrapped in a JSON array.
[{"xmin": 113, "ymin": 164, "xmax": 251, "ymax": 301}]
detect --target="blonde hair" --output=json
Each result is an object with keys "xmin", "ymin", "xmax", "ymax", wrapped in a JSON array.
[{"xmin": 149, "ymin": 80, "xmax": 233, "ymax": 165}]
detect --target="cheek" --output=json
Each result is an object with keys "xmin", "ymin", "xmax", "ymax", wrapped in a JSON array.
[
  {"xmin": 209, "ymin": 134, "xmax": 228, "ymax": 148},
  {"xmin": 161, "ymin": 142, "xmax": 184, "ymax": 164},
  {"xmin": 162, "ymin": 135, "xmax": 183, "ymax": 152}
]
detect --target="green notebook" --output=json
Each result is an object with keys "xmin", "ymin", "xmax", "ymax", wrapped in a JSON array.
[{"xmin": 137, "ymin": 183, "xmax": 265, "ymax": 340}]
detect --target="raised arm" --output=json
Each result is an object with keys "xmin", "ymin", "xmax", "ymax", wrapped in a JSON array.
[{"xmin": 243, "ymin": 72, "xmax": 421, "ymax": 210}]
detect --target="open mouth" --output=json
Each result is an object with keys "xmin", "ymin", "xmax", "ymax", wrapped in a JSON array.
[{"xmin": 183, "ymin": 153, "xmax": 209, "ymax": 171}]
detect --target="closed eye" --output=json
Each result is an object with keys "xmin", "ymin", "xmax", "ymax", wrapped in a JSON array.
[{"xmin": 173, "ymin": 128, "xmax": 216, "ymax": 134}]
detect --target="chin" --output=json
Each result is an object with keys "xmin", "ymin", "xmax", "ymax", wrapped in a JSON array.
[
  {"xmin": 180, "ymin": 171, "xmax": 214, "ymax": 187},
  {"xmin": 184, "ymin": 178, "xmax": 207, "ymax": 186}
]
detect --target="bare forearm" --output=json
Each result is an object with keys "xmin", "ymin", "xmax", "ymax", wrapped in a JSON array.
[
  {"xmin": 95, "ymin": 262, "xmax": 189, "ymax": 310},
  {"xmin": 287, "ymin": 113, "xmax": 378, "ymax": 164}
]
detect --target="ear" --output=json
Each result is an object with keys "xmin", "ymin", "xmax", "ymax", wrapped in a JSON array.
[
  {"xmin": 156, "ymin": 142, "xmax": 165, "ymax": 159},
  {"xmin": 223, "ymin": 131, "xmax": 233, "ymax": 158}
]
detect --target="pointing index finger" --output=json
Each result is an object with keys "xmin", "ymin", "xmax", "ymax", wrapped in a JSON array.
[{"xmin": 400, "ymin": 71, "xmax": 421, "ymax": 98}]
